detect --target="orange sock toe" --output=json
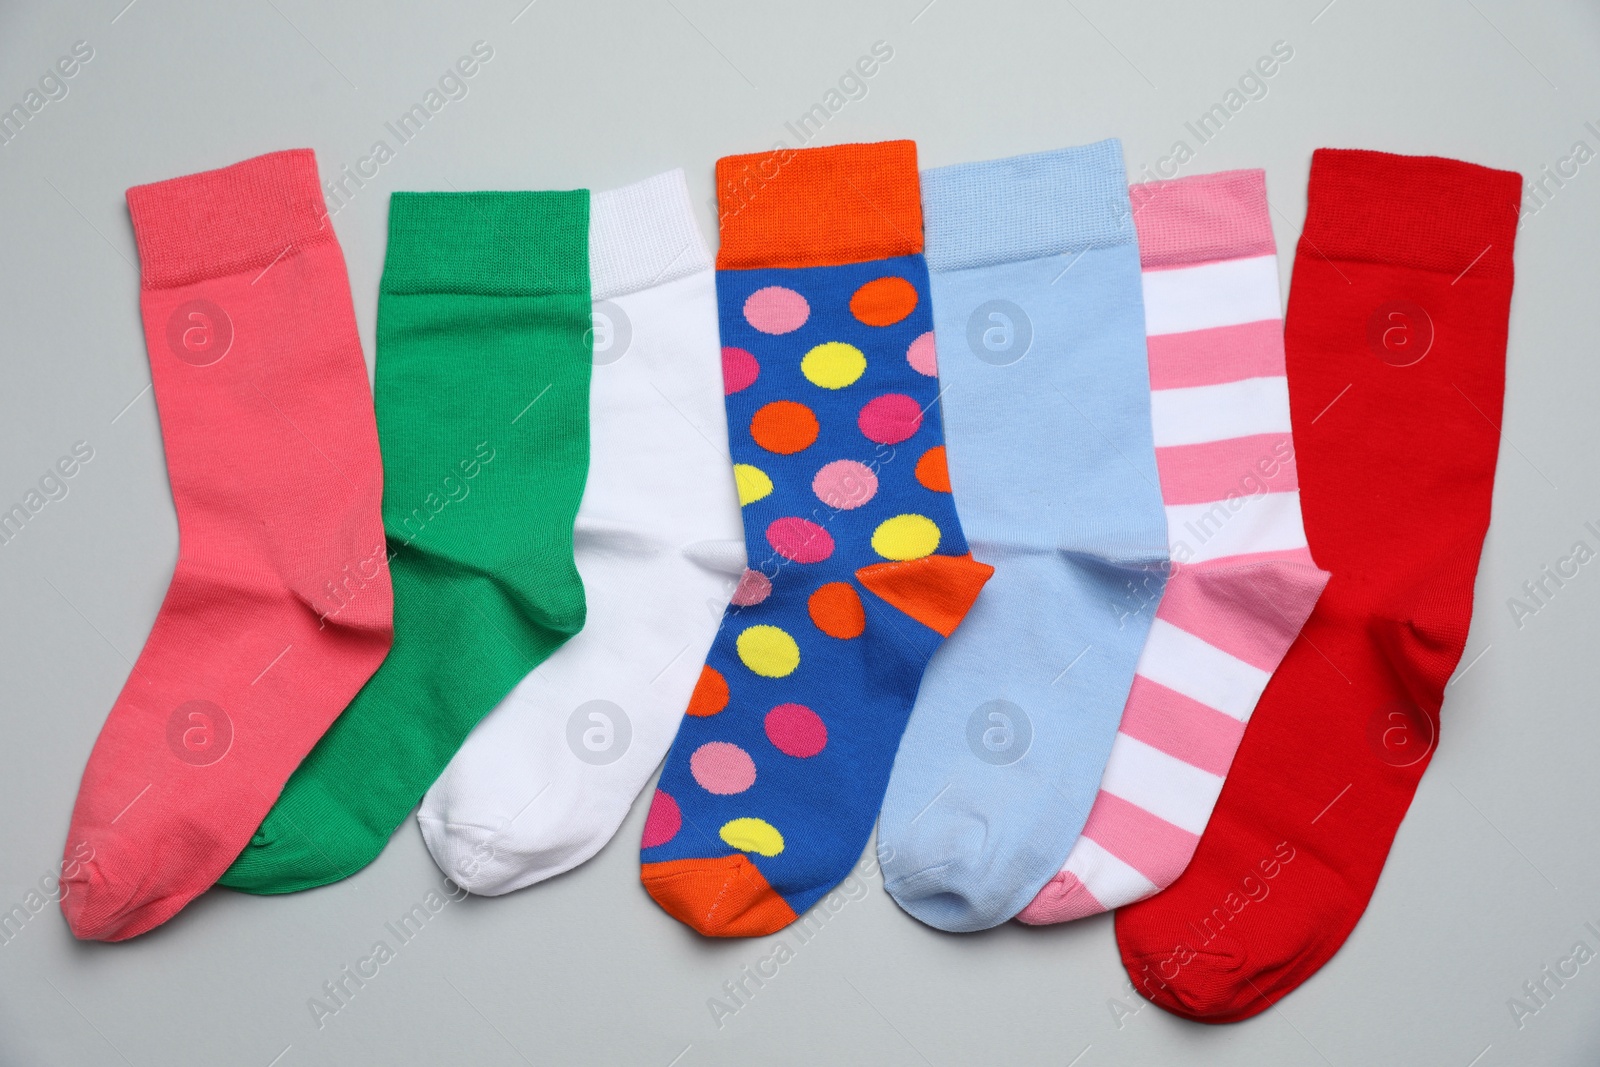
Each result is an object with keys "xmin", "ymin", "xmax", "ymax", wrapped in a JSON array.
[{"xmin": 641, "ymin": 856, "xmax": 798, "ymax": 938}]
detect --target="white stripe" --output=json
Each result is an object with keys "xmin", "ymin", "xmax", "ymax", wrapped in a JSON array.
[
  {"xmin": 1149, "ymin": 376, "xmax": 1291, "ymax": 448},
  {"xmin": 1098, "ymin": 736, "xmax": 1224, "ymax": 835},
  {"xmin": 1165, "ymin": 490, "xmax": 1309, "ymax": 564},
  {"xmin": 1063, "ymin": 833, "xmax": 1158, "ymax": 910},
  {"xmin": 1142, "ymin": 255, "xmax": 1282, "ymax": 335},
  {"xmin": 1135, "ymin": 620, "xmax": 1272, "ymax": 722}
]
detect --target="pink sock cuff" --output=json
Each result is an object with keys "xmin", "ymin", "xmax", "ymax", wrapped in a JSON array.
[
  {"xmin": 1129, "ymin": 170, "xmax": 1274, "ymax": 270},
  {"xmin": 127, "ymin": 149, "xmax": 334, "ymax": 290}
]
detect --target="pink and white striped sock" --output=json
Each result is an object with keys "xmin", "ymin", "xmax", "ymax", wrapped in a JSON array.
[{"xmin": 1016, "ymin": 170, "xmax": 1329, "ymax": 926}]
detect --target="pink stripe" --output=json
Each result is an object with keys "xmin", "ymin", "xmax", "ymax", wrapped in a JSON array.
[
  {"xmin": 1155, "ymin": 434, "xmax": 1298, "ymax": 506},
  {"xmin": 1190, "ymin": 546, "xmax": 1319, "ymax": 571},
  {"xmin": 1146, "ymin": 319, "xmax": 1285, "ymax": 390},
  {"xmin": 1081, "ymin": 791, "xmax": 1201, "ymax": 886},
  {"xmin": 1129, "ymin": 170, "xmax": 1275, "ymax": 269},
  {"xmin": 1117, "ymin": 675, "xmax": 1245, "ymax": 778},
  {"xmin": 1155, "ymin": 556, "xmax": 1330, "ymax": 673}
]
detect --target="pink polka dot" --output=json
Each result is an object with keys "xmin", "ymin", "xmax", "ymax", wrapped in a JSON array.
[
  {"xmin": 731, "ymin": 568, "xmax": 771, "ymax": 606},
  {"xmin": 765, "ymin": 703, "xmax": 827, "ymax": 758},
  {"xmin": 723, "ymin": 347, "xmax": 760, "ymax": 394},
  {"xmin": 907, "ymin": 331, "xmax": 938, "ymax": 377},
  {"xmin": 743, "ymin": 287, "xmax": 809, "ymax": 335},
  {"xmin": 766, "ymin": 517, "xmax": 834, "ymax": 564},
  {"xmin": 641, "ymin": 789, "xmax": 681, "ymax": 848},
  {"xmin": 691, "ymin": 741, "xmax": 757, "ymax": 795},
  {"xmin": 812, "ymin": 459, "xmax": 878, "ymax": 510},
  {"xmin": 858, "ymin": 394, "xmax": 924, "ymax": 445}
]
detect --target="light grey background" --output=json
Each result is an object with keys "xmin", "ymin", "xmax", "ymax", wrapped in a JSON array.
[{"xmin": 2, "ymin": 0, "xmax": 1597, "ymax": 1063}]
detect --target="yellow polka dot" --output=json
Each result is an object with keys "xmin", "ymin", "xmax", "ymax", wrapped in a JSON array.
[
  {"xmin": 733, "ymin": 464, "xmax": 773, "ymax": 506},
  {"xmin": 800, "ymin": 342, "xmax": 867, "ymax": 390},
  {"xmin": 737, "ymin": 625, "xmax": 800, "ymax": 678},
  {"xmin": 720, "ymin": 817, "xmax": 784, "ymax": 857},
  {"xmin": 872, "ymin": 514, "xmax": 942, "ymax": 561}
]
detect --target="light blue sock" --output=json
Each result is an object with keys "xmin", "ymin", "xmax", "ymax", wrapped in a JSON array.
[{"xmin": 879, "ymin": 141, "xmax": 1169, "ymax": 932}]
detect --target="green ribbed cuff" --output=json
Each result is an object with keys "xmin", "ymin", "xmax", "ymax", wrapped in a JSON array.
[{"xmin": 381, "ymin": 190, "xmax": 590, "ymax": 296}]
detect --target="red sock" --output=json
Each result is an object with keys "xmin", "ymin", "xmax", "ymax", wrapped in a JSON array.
[
  {"xmin": 1115, "ymin": 149, "xmax": 1521, "ymax": 1021},
  {"xmin": 60, "ymin": 150, "xmax": 393, "ymax": 941}
]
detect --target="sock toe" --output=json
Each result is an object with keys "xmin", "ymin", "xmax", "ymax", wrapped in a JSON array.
[
  {"xmin": 883, "ymin": 813, "xmax": 1040, "ymax": 931},
  {"xmin": 641, "ymin": 855, "xmax": 797, "ymax": 937},
  {"xmin": 1014, "ymin": 871, "xmax": 1104, "ymax": 925},
  {"xmin": 883, "ymin": 859, "xmax": 1021, "ymax": 932},
  {"xmin": 1116, "ymin": 915, "xmax": 1271, "ymax": 1022},
  {"xmin": 416, "ymin": 816, "xmax": 511, "ymax": 896},
  {"xmin": 59, "ymin": 865, "xmax": 119, "ymax": 941},
  {"xmin": 60, "ymin": 858, "xmax": 148, "ymax": 942},
  {"xmin": 220, "ymin": 815, "xmax": 366, "ymax": 894}
]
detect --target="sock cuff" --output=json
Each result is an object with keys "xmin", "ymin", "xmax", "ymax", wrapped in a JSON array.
[
  {"xmin": 590, "ymin": 169, "xmax": 712, "ymax": 300},
  {"xmin": 126, "ymin": 149, "xmax": 335, "ymax": 290},
  {"xmin": 714, "ymin": 140, "xmax": 923, "ymax": 270},
  {"xmin": 1302, "ymin": 148, "xmax": 1522, "ymax": 279},
  {"xmin": 1130, "ymin": 169, "xmax": 1276, "ymax": 269},
  {"xmin": 920, "ymin": 140, "xmax": 1134, "ymax": 272},
  {"xmin": 381, "ymin": 190, "xmax": 589, "ymax": 296}
]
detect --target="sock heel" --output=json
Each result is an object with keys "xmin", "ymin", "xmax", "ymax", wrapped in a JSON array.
[{"xmin": 1369, "ymin": 543, "xmax": 1482, "ymax": 708}]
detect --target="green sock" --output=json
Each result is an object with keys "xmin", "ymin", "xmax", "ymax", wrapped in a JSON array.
[{"xmin": 221, "ymin": 190, "xmax": 593, "ymax": 893}]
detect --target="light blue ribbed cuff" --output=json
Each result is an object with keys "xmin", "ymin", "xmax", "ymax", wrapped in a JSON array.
[{"xmin": 921, "ymin": 139, "xmax": 1134, "ymax": 271}]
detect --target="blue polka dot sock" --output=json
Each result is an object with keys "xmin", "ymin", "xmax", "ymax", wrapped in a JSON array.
[
  {"xmin": 879, "ymin": 141, "xmax": 1172, "ymax": 931},
  {"xmin": 639, "ymin": 141, "xmax": 993, "ymax": 937}
]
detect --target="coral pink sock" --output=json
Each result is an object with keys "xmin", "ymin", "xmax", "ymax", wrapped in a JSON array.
[{"xmin": 60, "ymin": 150, "xmax": 393, "ymax": 941}]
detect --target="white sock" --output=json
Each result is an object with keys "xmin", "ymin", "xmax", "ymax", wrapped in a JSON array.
[{"xmin": 418, "ymin": 170, "xmax": 744, "ymax": 895}]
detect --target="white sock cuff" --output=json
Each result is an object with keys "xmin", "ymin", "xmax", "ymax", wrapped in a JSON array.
[{"xmin": 589, "ymin": 169, "xmax": 712, "ymax": 300}]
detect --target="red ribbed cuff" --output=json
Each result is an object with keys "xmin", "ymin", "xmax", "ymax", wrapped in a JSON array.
[
  {"xmin": 126, "ymin": 149, "xmax": 333, "ymax": 290},
  {"xmin": 1301, "ymin": 148, "xmax": 1521, "ymax": 280},
  {"xmin": 1130, "ymin": 169, "xmax": 1276, "ymax": 269}
]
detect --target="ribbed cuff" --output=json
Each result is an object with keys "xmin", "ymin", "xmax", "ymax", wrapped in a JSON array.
[
  {"xmin": 715, "ymin": 140, "xmax": 923, "ymax": 270},
  {"xmin": 1302, "ymin": 148, "xmax": 1522, "ymax": 279},
  {"xmin": 381, "ymin": 190, "xmax": 589, "ymax": 296},
  {"xmin": 1129, "ymin": 169, "xmax": 1275, "ymax": 269},
  {"xmin": 590, "ymin": 169, "xmax": 711, "ymax": 300},
  {"xmin": 126, "ymin": 149, "xmax": 333, "ymax": 290},
  {"xmin": 919, "ymin": 140, "xmax": 1133, "ymax": 272}
]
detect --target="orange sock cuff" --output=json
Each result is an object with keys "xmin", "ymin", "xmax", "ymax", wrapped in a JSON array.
[{"xmin": 714, "ymin": 140, "xmax": 923, "ymax": 269}]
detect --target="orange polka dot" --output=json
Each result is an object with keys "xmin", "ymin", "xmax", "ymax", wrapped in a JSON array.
[
  {"xmin": 915, "ymin": 445, "xmax": 951, "ymax": 493},
  {"xmin": 808, "ymin": 582, "xmax": 866, "ymax": 639},
  {"xmin": 850, "ymin": 276, "xmax": 919, "ymax": 327},
  {"xmin": 750, "ymin": 400, "xmax": 819, "ymax": 455},
  {"xmin": 686, "ymin": 665, "xmax": 729, "ymax": 717}
]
